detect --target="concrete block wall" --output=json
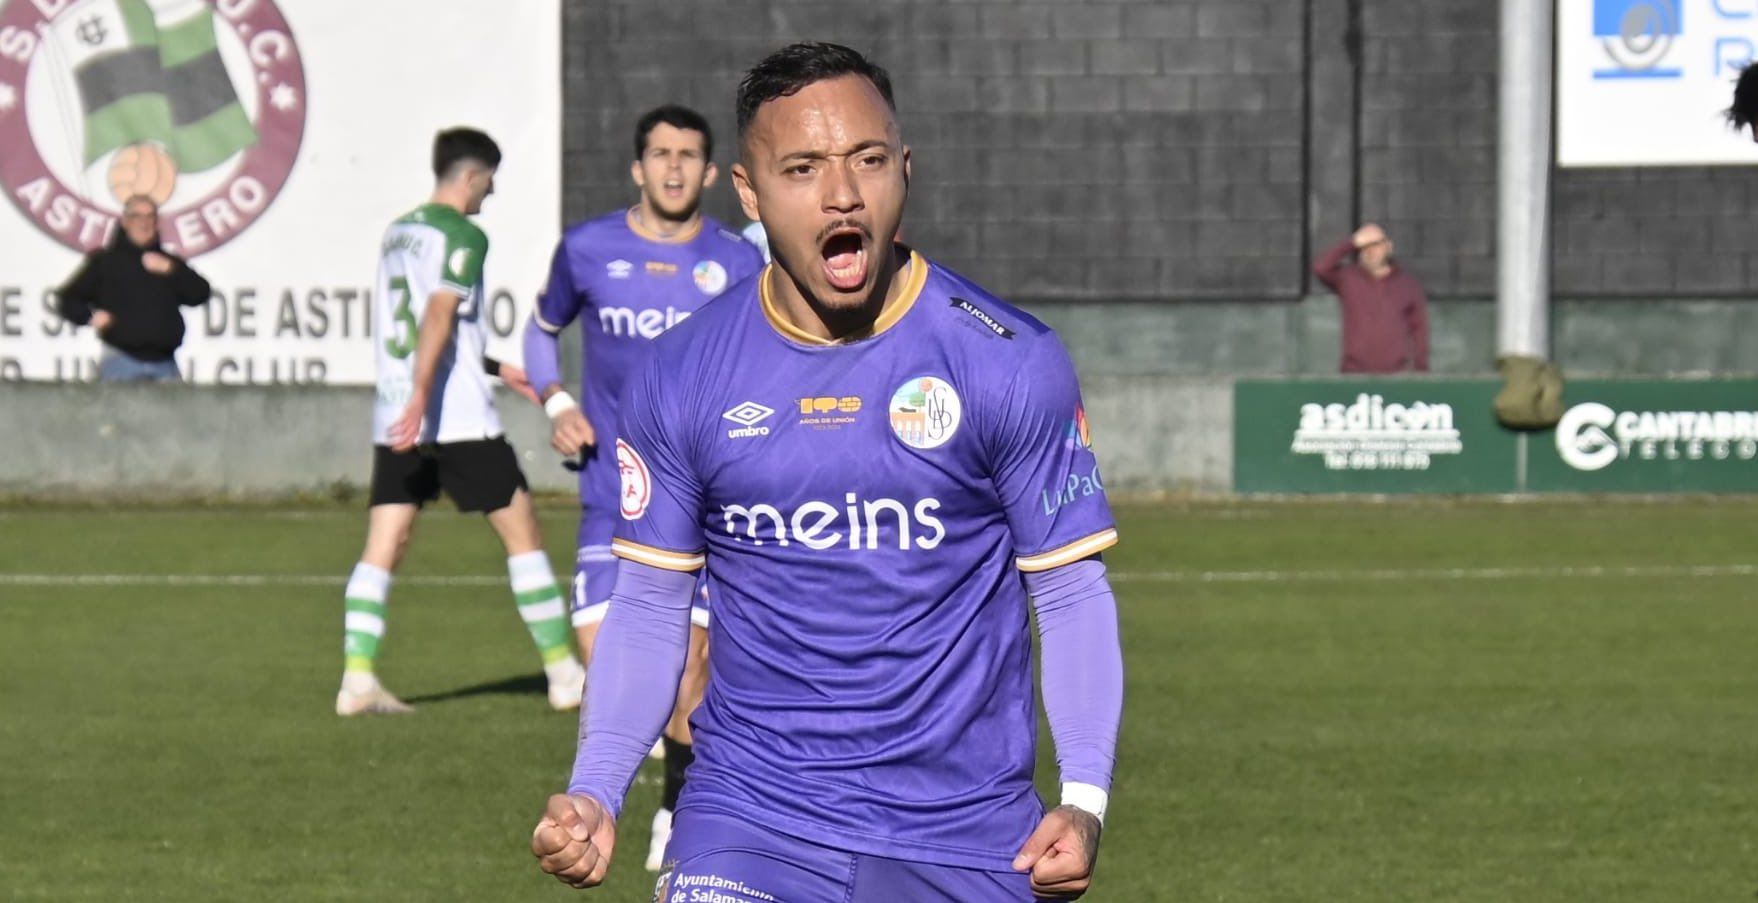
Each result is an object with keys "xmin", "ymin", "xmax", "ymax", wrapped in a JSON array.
[
  {"xmin": 563, "ymin": 1, "xmax": 1307, "ymax": 303},
  {"xmin": 1031, "ymin": 297, "xmax": 1758, "ymax": 378},
  {"xmin": 541, "ymin": 1, "xmax": 1758, "ymax": 390},
  {"xmin": 0, "ymin": 384, "xmax": 571, "ymax": 498},
  {"xmin": 0, "ymin": 380, "xmax": 1232, "ymax": 498},
  {"xmin": 1352, "ymin": 0, "xmax": 1498, "ymax": 297},
  {"xmin": 1353, "ymin": 1, "xmax": 1758, "ymax": 299}
]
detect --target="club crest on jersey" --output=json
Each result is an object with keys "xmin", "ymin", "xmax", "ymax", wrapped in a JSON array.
[
  {"xmin": 616, "ymin": 439, "xmax": 651, "ymax": 519},
  {"xmin": 693, "ymin": 260, "xmax": 728, "ymax": 295},
  {"xmin": 889, "ymin": 376, "xmax": 961, "ymax": 450},
  {"xmin": 447, "ymin": 247, "xmax": 472, "ymax": 278}
]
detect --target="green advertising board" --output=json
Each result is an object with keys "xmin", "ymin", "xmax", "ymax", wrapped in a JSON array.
[
  {"xmin": 1530, "ymin": 379, "xmax": 1758, "ymax": 492},
  {"xmin": 1235, "ymin": 378, "xmax": 1758, "ymax": 494},
  {"xmin": 1234, "ymin": 380, "xmax": 1519, "ymax": 493}
]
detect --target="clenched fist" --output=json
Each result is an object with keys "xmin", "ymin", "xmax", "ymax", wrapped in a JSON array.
[
  {"xmin": 1012, "ymin": 805, "xmax": 1103, "ymax": 900},
  {"xmin": 532, "ymin": 793, "xmax": 618, "ymax": 889}
]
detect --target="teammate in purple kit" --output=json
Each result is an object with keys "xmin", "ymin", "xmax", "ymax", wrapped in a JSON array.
[
  {"xmin": 532, "ymin": 44, "xmax": 1124, "ymax": 900},
  {"xmin": 523, "ymin": 105, "xmax": 764, "ymax": 870}
]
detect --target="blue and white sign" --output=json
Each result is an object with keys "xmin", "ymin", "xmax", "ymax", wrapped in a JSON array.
[{"xmin": 1558, "ymin": 0, "xmax": 1758, "ymax": 165}]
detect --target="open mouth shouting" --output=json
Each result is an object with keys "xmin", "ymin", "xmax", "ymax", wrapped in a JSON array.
[{"xmin": 819, "ymin": 223, "xmax": 871, "ymax": 292}]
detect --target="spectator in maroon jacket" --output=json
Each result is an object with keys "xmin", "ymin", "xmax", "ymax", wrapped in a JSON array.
[{"xmin": 1312, "ymin": 223, "xmax": 1430, "ymax": 374}]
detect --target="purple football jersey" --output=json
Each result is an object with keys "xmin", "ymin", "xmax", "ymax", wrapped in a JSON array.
[
  {"xmin": 610, "ymin": 250, "xmax": 1118, "ymax": 871},
  {"xmin": 535, "ymin": 210, "xmax": 765, "ymax": 508}
]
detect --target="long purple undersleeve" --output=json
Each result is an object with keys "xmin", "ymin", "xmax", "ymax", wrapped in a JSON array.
[
  {"xmin": 567, "ymin": 560, "xmax": 697, "ymax": 818},
  {"xmin": 1026, "ymin": 557, "xmax": 1124, "ymax": 793},
  {"xmin": 523, "ymin": 314, "xmax": 565, "ymax": 398}
]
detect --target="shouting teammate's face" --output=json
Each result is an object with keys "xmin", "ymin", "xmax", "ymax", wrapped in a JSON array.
[
  {"xmin": 632, "ymin": 123, "xmax": 716, "ymax": 222},
  {"xmin": 734, "ymin": 75, "xmax": 909, "ymax": 313}
]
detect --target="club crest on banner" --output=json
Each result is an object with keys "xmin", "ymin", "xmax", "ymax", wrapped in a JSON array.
[{"xmin": 0, "ymin": 0, "xmax": 307, "ymax": 256}]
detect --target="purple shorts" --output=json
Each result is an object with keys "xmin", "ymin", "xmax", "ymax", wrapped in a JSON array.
[
  {"xmin": 653, "ymin": 806, "xmax": 1036, "ymax": 902},
  {"xmin": 572, "ymin": 510, "xmax": 709, "ymax": 628}
]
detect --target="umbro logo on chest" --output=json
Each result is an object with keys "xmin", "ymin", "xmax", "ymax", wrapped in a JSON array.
[{"xmin": 722, "ymin": 402, "xmax": 775, "ymax": 439}]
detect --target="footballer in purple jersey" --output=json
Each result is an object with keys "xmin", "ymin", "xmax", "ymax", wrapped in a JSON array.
[
  {"xmin": 535, "ymin": 45, "xmax": 1124, "ymax": 901},
  {"xmin": 523, "ymin": 105, "xmax": 763, "ymax": 871}
]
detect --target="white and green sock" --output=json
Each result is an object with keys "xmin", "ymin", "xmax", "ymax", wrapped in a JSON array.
[
  {"xmin": 509, "ymin": 551, "xmax": 575, "ymax": 667},
  {"xmin": 342, "ymin": 562, "xmax": 391, "ymax": 675}
]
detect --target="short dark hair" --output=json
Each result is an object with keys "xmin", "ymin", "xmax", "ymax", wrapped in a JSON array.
[
  {"xmin": 1730, "ymin": 62, "xmax": 1758, "ymax": 132},
  {"xmin": 432, "ymin": 127, "xmax": 501, "ymax": 180},
  {"xmin": 736, "ymin": 42, "xmax": 895, "ymax": 140},
  {"xmin": 634, "ymin": 105, "xmax": 713, "ymax": 161}
]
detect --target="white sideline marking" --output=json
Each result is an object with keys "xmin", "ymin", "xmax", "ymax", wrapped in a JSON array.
[
  {"xmin": 1109, "ymin": 564, "xmax": 1758, "ymax": 583},
  {"xmin": 0, "ymin": 574, "xmax": 502, "ymax": 587},
  {"xmin": 0, "ymin": 563, "xmax": 1754, "ymax": 589}
]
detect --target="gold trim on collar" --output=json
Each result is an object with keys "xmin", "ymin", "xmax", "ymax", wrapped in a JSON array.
[
  {"xmin": 759, "ymin": 249, "xmax": 927, "ymax": 346},
  {"xmin": 625, "ymin": 207, "xmax": 703, "ymax": 244}
]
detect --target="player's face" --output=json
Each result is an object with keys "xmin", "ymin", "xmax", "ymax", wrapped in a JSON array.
[
  {"xmin": 733, "ymin": 75, "xmax": 910, "ymax": 312},
  {"xmin": 632, "ymin": 124, "xmax": 716, "ymax": 222},
  {"xmin": 121, "ymin": 200, "xmax": 158, "ymax": 247},
  {"xmin": 464, "ymin": 166, "xmax": 496, "ymax": 215}
]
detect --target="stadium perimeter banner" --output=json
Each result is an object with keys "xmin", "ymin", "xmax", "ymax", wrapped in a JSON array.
[
  {"xmin": 1234, "ymin": 379, "xmax": 1519, "ymax": 494},
  {"xmin": 1237, "ymin": 378, "xmax": 1758, "ymax": 493},
  {"xmin": 1556, "ymin": 0, "xmax": 1758, "ymax": 166},
  {"xmin": 1534, "ymin": 379, "xmax": 1758, "ymax": 490},
  {"xmin": 0, "ymin": 0, "xmax": 559, "ymax": 384}
]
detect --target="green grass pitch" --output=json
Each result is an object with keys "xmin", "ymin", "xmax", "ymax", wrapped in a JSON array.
[{"xmin": 2, "ymin": 498, "xmax": 1754, "ymax": 901}]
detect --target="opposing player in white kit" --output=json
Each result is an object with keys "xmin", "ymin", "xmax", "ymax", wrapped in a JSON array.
[{"xmin": 335, "ymin": 128, "xmax": 585, "ymax": 717}]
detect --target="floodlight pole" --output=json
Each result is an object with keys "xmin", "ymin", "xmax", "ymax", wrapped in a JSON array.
[{"xmin": 1497, "ymin": 0, "xmax": 1551, "ymax": 360}]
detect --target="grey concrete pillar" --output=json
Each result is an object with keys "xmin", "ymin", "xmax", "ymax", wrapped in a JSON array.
[
  {"xmin": 1306, "ymin": 0, "xmax": 1359, "ymax": 266},
  {"xmin": 1497, "ymin": 0, "xmax": 1552, "ymax": 360}
]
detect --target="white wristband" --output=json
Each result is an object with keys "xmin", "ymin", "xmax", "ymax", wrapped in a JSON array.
[
  {"xmin": 1060, "ymin": 781, "xmax": 1109, "ymax": 825},
  {"xmin": 544, "ymin": 391, "xmax": 578, "ymax": 419}
]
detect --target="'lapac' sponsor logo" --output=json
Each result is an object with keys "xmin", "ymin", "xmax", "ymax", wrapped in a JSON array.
[
  {"xmin": 1065, "ymin": 406, "xmax": 1093, "ymax": 450},
  {"xmin": 599, "ymin": 304, "xmax": 690, "ymax": 339},
  {"xmin": 1042, "ymin": 462, "xmax": 1104, "ymax": 516},
  {"xmin": 1556, "ymin": 401, "xmax": 1758, "ymax": 471},
  {"xmin": 720, "ymin": 493, "xmax": 946, "ymax": 550},
  {"xmin": 1292, "ymin": 393, "xmax": 1462, "ymax": 471}
]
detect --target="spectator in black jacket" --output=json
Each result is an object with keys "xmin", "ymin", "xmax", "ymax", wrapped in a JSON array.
[{"xmin": 58, "ymin": 195, "xmax": 211, "ymax": 382}]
